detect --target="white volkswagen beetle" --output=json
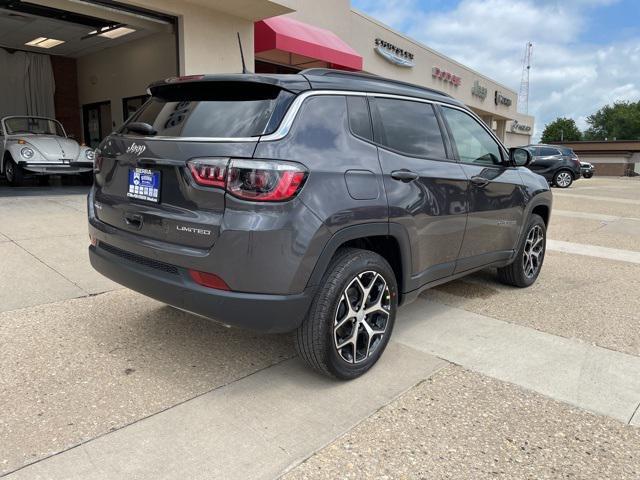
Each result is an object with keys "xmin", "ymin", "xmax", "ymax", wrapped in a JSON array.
[{"xmin": 0, "ymin": 116, "xmax": 95, "ymax": 186}]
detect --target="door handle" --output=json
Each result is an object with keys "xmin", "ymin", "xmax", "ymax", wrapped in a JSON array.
[
  {"xmin": 391, "ymin": 169, "xmax": 419, "ymax": 183},
  {"xmin": 470, "ymin": 176, "xmax": 490, "ymax": 187}
]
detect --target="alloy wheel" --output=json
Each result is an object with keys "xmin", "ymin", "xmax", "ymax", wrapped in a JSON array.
[
  {"xmin": 556, "ymin": 171, "xmax": 572, "ymax": 187},
  {"xmin": 334, "ymin": 271, "xmax": 391, "ymax": 364},
  {"xmin": 522, "ymin": 225, "xmax": 544, "ymax": 279}
]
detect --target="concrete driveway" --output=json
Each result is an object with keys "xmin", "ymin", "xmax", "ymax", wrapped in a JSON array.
[{"xmin": 1, "ymin": 177, "xmax": 639, "ymax": 479}]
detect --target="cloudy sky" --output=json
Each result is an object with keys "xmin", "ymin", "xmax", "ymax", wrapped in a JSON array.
[{"xmin": 352, "ymin": 0, "xmax": 640, "ymax": 140}]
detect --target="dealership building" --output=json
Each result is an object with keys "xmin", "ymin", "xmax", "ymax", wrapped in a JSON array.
[{"xmin": 0, "ymin": 0, "xmax": 534, "ymax": 148}]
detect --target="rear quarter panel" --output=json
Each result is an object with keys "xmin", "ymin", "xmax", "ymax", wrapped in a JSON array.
[{"xmin": 255, "ymin": 94, "xmax": 388, "ymax": 231}]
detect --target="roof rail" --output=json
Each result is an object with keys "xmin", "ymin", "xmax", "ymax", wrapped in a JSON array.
[{"xmin": 300, "ymin": 68, "xmax": 452, "ymax": 98}]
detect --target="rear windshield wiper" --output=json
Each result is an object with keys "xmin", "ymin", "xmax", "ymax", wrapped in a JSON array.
[{"xmin": 126, "ymin": 122, "xmax": 157, "ymax": 136}]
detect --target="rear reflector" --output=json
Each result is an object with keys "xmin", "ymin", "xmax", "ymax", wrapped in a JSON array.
[{"xmin": 189, "ymin": 269, "xmax": 230, "ymax": 290}]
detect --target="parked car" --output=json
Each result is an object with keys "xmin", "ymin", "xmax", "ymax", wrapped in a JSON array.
[
  {"xmin": 0, "ymin": 116, "xmax": 95, "ymax": 186},
  {"xmin": 87, "ymin": 69, "xmax": 552, "ymax": 379},
  {"xmin": 522, "ymin": 144, "xmax": 582, "ymax": 188},
  {"xmin": 581, "ymin": 161, "xmax": 595, "ymax": 178}
]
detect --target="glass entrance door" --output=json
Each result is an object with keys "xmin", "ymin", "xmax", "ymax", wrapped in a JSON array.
[{"xmin": 82, "ymin": 101, "xmax": 112, "ymax": 149}]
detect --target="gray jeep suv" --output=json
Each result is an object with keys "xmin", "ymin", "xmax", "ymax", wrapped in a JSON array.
[{"xmin": 88, "ymin": 69, "xmax": 552, "ymax": 379}]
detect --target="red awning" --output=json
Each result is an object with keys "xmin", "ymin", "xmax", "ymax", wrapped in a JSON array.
[{"xmin": 255, "ymin": 16, "xmax": 362, "ymax": 71}]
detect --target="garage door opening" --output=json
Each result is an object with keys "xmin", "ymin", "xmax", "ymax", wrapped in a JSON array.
[{"xmin": 0, "ymin": 0, "xmax": 178, "ymax": 149}]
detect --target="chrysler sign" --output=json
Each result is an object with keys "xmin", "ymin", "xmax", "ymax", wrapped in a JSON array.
[{"xmin": 374, "ymin": 38, "xmax": 415, "ymax": 68}]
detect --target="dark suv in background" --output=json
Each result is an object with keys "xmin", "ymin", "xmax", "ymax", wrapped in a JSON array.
[
  {"xmin": 523, "ymin": 144, "xmax": 582, "ymax": 188},
  {"xmin": 88, "ymin": 69, "xmax": 552, "ymax": 379}
]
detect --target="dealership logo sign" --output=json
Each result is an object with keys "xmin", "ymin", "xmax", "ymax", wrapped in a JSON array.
[
  {"xmin": 510, "ymin": 120, "xmax": 532, "ymax": 133},
  {"xmin": 494, "ymin": 91, "xmax": 512, "ymax": 107},
  {"xmin": 471, "ymin": 80, "xmax": 487, "ymax": 100},
  {"xmin": 432, "ymin": 67, "xmax": 461, "ymax": 86},
  {"xmin": 374, "ymin": 38, "xmax": 415, "ymax": 67}
]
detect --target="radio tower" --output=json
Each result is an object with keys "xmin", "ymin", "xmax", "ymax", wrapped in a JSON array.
[{"xmin": 518, "ymin": 42, "xmax": 533, "ymax": 114}]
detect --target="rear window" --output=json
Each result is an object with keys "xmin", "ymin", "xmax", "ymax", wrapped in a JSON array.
[
  {"xmin": 373, "ymin": 98, "xmax": 446, "ymax": 158},
  {"xmin": 121, "ymin": 82, "xmax": 294, "ymax": 138}
]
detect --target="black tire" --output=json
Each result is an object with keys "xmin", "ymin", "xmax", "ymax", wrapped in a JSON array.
[
  {"xmin": 80, "ymin": 171, "xmax": 94, "ymax": 186},
  {"xmin": 61, "ymin": 175, "xmax": 75, "ymax": 185},
  {"xmin": 36, "ymin": 175, "xmax": 49, "ymax": 186},
  {"xmin": 5, "ymin": 158, "xmax": 24, "ymax": 186},
  {"xmin": 497, "ymin": 214, "xmax": 546, "ymax": 288},
  {"xmin": 583, "ymin": 173, "xmax": 593, "ymax": 179},
  {"xmin": 295, "ymin": 248, "xmax": 398, "ymax": 380},
  {"xmin": 553, "ymin": 169, "xmax": 573, "ymax": 188}
]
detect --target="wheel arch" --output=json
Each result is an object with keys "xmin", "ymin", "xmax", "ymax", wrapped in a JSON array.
[
  {"xmin": 306, "ymin": 223, "xmax": 412, "ymax": 304},
  {"xmin": 511, "ymin": 191, "xmax": 552, "ymax": 262},
  {"xmin": 555, "ymin": 167, "xmax": 575, "ymax": 179},
  {"xmin": 531, "ymin": 204, "xmax": 550, "ymax": 226}
]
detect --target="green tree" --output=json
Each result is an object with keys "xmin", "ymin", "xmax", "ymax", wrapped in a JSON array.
[
  {"xmin": 583, "ymin": 101, "xmax": 640, "ymax": 140},
  {"xmin": 540, "ymin": 117, "xmax": 582, "ymax": 143}
]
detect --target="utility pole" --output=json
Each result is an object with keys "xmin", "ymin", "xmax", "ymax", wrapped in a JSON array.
[{"xmin": 518, "ymin": 42, "xmax": 533, "ymax": 114}]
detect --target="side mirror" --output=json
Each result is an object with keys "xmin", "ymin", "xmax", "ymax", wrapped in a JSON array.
[{"xmin": 509, "ymin": 147, "xmax": 531, "ymax": 167}]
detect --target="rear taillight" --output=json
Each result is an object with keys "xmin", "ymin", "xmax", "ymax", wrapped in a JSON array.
[
  {"xmin": 187, "ymin": 158, "xmax": 228, "ymax": 188},
  {"xmin": 227, "ymin": 160, "xmax": 307, "ymax": 202},
  {"xmin": 186, "ymin": 158, "xmax": 307, "ymax": 202},
  {"xmin": 94, "ymin": 151, "xmax": 103, "ymax": 173}
]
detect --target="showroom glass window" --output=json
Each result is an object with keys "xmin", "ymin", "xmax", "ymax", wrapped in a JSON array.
[
  {"xmin": 442, "ymin": 107, "xmax": 503, "ymax": 166},
  {"xmin": 374, "ymin": 98, "xmax": 446, "ymax": 158}
]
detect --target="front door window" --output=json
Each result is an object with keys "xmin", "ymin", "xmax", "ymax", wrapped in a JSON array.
[{"xmin": 441, "ymin": 107, "xmax": 503, "ymax": 166}]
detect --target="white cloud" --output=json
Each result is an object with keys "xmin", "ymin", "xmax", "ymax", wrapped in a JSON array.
[{"xmin": 357, "ymin": 0, "xmax": 640, "ymax": 140}]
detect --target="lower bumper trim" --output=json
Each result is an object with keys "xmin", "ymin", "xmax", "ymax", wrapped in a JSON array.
[{"xmin": 89, "ymin": 244, "xmax": 314, "ymax": 333}]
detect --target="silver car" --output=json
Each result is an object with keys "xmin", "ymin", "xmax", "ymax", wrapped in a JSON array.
[{"xmin": 1, "ymin": 116, "xmax": 95, "ymax": 186}]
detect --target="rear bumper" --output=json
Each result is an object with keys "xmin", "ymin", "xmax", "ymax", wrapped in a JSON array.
[{"xmin": 88, "ymin": 242, "xmax": 315, "ymax": 333}]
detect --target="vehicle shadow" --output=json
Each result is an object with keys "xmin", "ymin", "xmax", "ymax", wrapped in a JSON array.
[
  {"xmin": 0, "ymin": 176, "xmax": 90, "ymax": 197},
  {"xmin": 109, "ymin": 303, "xmax": 295, "ymax": 386}
]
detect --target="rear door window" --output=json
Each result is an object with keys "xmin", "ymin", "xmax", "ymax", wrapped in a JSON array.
[
  {"xmin": 559, "ymin": 147, "xmax": 574, "ymax": 156},
  {"xmin": 121, "ymin": 82, "xmax": 294, "ymax": 138},
  {"xmin": 540, "ymin": 147, "xmax": 560, "ymax": 156},
  {"xmin": 373, "ymin": 98, "xmax": 446, "ymax": 158},
  {"xmin": 346, "ymin": 96, "xmax": 373, "ymax": 141}
]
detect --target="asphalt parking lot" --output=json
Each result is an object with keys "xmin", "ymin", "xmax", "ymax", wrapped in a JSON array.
[{"xmin": 1, "ymin": 176, "xmax": 639, "ymax": 479}]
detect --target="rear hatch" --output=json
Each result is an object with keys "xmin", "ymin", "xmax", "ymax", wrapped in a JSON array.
[{"xmin": 93, "ymin": 78, "xmax": 297, "ymax": 249}]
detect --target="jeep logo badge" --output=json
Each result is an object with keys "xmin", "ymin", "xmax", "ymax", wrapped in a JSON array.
[{"xmin": 126, "ymin": 143, "xmax": 146, "ymax": 156}]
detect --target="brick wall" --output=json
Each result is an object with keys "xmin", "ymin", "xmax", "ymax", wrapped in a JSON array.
[{"xmin": 50, "ymin": 56, "xmax": 82, "ymax": 141}]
